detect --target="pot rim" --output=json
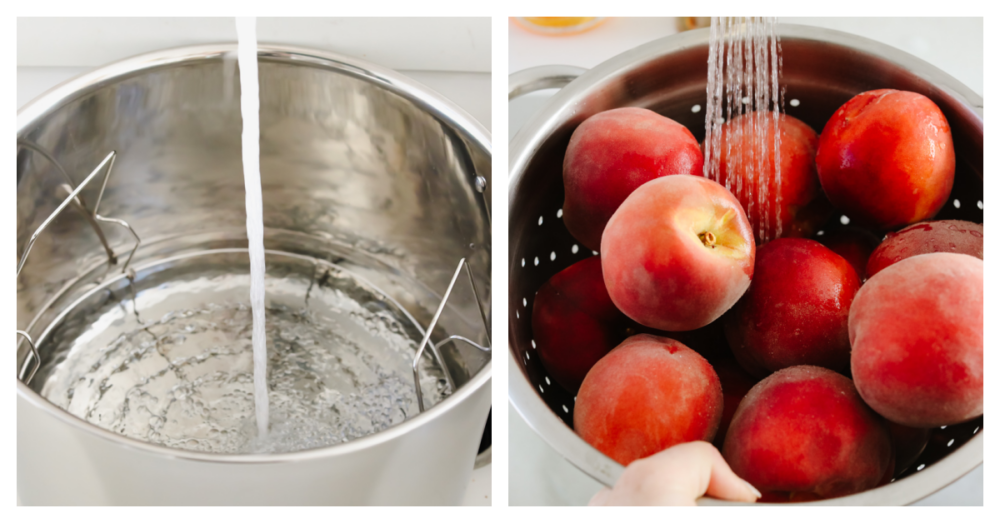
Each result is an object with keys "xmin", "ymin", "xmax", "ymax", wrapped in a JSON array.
[
  {"xmin": 17, "ymin": 43, "xmax": 492, "ymax": 464},
  {"xmin": 507, "ymin": 23, "xmax": 983, "ymax": 505}
]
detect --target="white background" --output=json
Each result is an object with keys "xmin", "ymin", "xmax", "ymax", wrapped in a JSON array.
[{"xmin": 17, "ymin": 17, "xmax": 492, "ymax": 130}]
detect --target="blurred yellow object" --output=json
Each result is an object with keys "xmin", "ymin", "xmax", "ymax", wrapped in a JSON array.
[
  {"xmin": 676, "ymin": 17, "xmax": 711, "ymax": 32},
  {"xmin": 513, "ymin": 17, "xmax": 607, "ymax": 36}
]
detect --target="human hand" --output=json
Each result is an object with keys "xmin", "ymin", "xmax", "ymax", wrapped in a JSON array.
[{"xmin": 588, "ymin": 441, "xmax": 762, "ymax": 506}]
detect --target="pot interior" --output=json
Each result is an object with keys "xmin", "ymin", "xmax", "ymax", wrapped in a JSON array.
[{"xmin": 17, "ymin": 46, "xmax": 492, "ymax": 454}]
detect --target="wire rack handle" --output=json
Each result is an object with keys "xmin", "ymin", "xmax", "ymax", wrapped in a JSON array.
[
  {"xmin": 16, "ymin": 148, "xmax": 141, "ymax": 384},
  {"xmin": 412, "ymin": 257, "xmax": 490, "ymax": 412}
]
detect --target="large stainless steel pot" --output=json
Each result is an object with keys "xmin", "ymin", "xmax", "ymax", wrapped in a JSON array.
[
  {"xmin": 509, "ymin": 24, "xmax": 982, "ymax": 505},
  {"xmin": 17, "ymin": 44, "xmax": 491, "ymax": 505}
]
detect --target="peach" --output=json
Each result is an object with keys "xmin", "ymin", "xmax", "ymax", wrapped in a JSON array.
[
  {"xmin": 714, "ymin": 112, "xmax": 830, "ymax": 243},
  {"xmin": 724, "ymin": 238, "xmax": 860, "ymax": 377},
  {"xmin": 574, "ymin": 334, "xmax": 723, "ymax": 466},
  {"xmin": 710, "ymin": 358, "xmax": 759, "ymax": 449},
  {"xmin": 850, "ymin": 252, "xmax": 983, "ymax": 427},
  {"xmin": 816, "ymin": 89, "xmax": 955, "ymax": 230},
  {"xmin": 866, "ymin": 219, "xmax": 983, "ymax": 278},
  {"xmin": 722, "ymin": 366, "xmax": 893, "ymax": 500},
  {"xmin": 531, "ymin": 256, "xmax": 632, "ymax": 392},
  {"xmin": 601, "ymin": 175, "xmax": 755, "ymax": 331},
  {"xmin": 562, "ymin": 107, "xmax": 704, "ymax": 250},
  {"xmin": 818, "ymin": 227, "xmax": 882, "ymax": 281}
]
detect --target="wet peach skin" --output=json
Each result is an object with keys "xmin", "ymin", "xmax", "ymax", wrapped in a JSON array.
[
  {"xmin": 816, "ymin": 89, "xmax": 955, "ymax": 230},
  {"xmin": 723, "ymin": 366, "xmax": 893, "ymax": 500},
  {"xmin": 818, "ymin": 226, "xmax": 882, "ymax": 281},
  {"xmin": 601, "ymin": 175, "xmax": 755, "ymax": 332},
  {"xmin": 574, "ymin": 334, "xmax": 722, "ymax": 466},
  {"xmin": 714, "ymin": 112, "xmax": 832, "ymax": 243},
  {"xmin": 866, "ymin": 219, "xmax": 983, "ymax": 278},
  {"xmin": 850, "ymin": 253, "xmax": 983, "ymax": 427},
  {"xmin": 531, "ymin": 256, "xmax": 631, "ymax": 393},
  {"xmin": 562, "ymin": 107, "xmax": 704, "ymax": 251},
  {"xmin": 725, "ymin": 238, "xmax": 860, "ymax": 378}
]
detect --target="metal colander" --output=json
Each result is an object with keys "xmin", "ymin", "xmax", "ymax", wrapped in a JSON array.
[{"xmin": 508, "ymin": 25, "xmax": 982, "ymax": 505}]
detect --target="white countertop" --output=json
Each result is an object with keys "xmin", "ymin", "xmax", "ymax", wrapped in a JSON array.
[
  {"xmin": 18, "ymin": 17, "xmax": 490, "ymax": 73},
  {"xmin": 509, "ymin": 16, "xmax": 983, "ymax": 507}
]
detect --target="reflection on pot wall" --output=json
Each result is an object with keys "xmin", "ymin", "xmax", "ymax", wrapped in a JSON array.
[{"xmin": 17, "ymin": 44, "xmax": 492, "ymax": 506}]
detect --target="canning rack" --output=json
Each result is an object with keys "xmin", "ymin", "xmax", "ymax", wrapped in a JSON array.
[
  {"xmin": 413, "ymin": 257, "xmax": 491, "ymax": 411},
  {"xmin": 16, "ymin": 143, "xmax": 140, "ymax": 385},
  {"xmin": 15, "ymin": 141, "xmax": 491, "ymax": 416}
]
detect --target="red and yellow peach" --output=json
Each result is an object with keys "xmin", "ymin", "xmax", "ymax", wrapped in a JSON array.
[
  {"xmin": 575, "ymin": 334, "xmax": 723, "ymax": 466},
  {"xmin": 850, "ymin": 252, "xmax": 983, "ymax": 427},
  {"xmin": 724, "ymin": 238, "xmax": 860, "ymax": 377},
  {"xmin": 532, "ymin": 256, "xmax": 632, "ymax": 392},
  {"xmin": 723, "ymin": 365, "xmax": 893, "ymax": 500},
  {"xmin": 714, "ymin": 112, "xmax": 830, "ymax": 243},
  {"xmin": 816, "ymin": 89, "xmax": 955, "ymax": 230},
  {"xmin": 601, "ymin": 175, "xmax": 755, "ymax": 332},
  {"xmin": 562, "ymin": 107, "xmax": 704, "ymax": 250}
]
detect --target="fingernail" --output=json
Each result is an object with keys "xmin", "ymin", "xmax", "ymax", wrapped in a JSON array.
[
  {"xmin": 741, "ymin": 479, "xmax": 762, "ymax": 499},
  {"xmin": 589, "ymin": 488, "xmax": 611, "ymax": 506}
]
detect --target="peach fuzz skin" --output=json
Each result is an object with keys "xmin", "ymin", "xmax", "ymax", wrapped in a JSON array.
[
  {"xmin": 850, "ymin": 253, "xmax": 983, "ymax": 427},
  {"xmin": 574, "ymin": 334, "xmax": 723, "ymax": 466},
  {"xmin": 714, "ymin": 112, "xmax": 831, "ymax": 243},
  {"xmin": 866, "ymin": 219, "xmax": 983, "ymax": 278},
  {"xmin": 531, "ymin": 256, "xmax": 632, "ymax": 392},
  {"xmin": 816, "ymin": 89, "xmax": 955, "ymax": 230},
  {"xmin": 601, "ymin": 175, "xmax": 755, "ymax": 332},
  {"xmin": 722, "ymin": 366, "xmax": 893, "ymax": 500},
  {"xmin": 725, "ymin": 238, "xmax": 860, "ymax": 377},
  {"xmin": 562, "ymin": 107, "xmax": 704, "ymax": 251}
]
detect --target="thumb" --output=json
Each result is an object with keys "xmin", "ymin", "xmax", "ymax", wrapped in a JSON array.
[
  {"xmin": 601, "ymin": 441, "xmax": 761, "ymax": 505},
  {"xmin": 588, "ymin": 488, "xmax": 612, "ymax": 506},
  {"xmin": 699, "ymin": 442, "xmax": 762, "ymax": 503}
]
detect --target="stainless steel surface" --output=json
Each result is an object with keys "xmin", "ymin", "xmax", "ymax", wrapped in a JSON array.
[
  {"xmin": 15, "ymin": 147, "xmax": 143, "ymax": 384},
  {"xmin": 16, "ymin": 151, "xmax": 123, "ymax": 278},
  {"xmin": 413, "ymin": 257, "xmax": 491, "ymax": 412},
  {"xmin": 17, "ymin": 140, "xmax": 118, "ymax": 265},
  {"xmin": 32, "ymin": 247, "xmax": 458, "ymax": 454},
  {"xmin": 17, "ymin": 43, "xmax": 492, "ymax": 505},
  {"xmin": 508, "ymin": 24, "xmax": 982, "ymax": 505},
  {"xmin": 508, "ymin": 65, "xmax": 587, "ymax": 101},
  {"xmin": 15, "ymin": 331, "xmax": 39, "ymax": 385}
]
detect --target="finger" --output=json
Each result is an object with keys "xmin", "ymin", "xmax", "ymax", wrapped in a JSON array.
[
  {"xmin": 616, "ymin": 441, "xmax": 760, "ymax": 505},
  {"xmin": 700, "ymin": 443, "xmax": 761, "ymax": 503},
  {"xmin": 602, "ymin": 441, "xmax": 714, "ymax": 505},
  {"xmin": 588, "ymin": 488, "xmax": 612, "ymax": 506}
]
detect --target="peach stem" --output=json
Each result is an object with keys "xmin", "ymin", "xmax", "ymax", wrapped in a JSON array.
[{"xmin": 699, "ymin": 231, "xmax": 717, "ymax": 248}]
